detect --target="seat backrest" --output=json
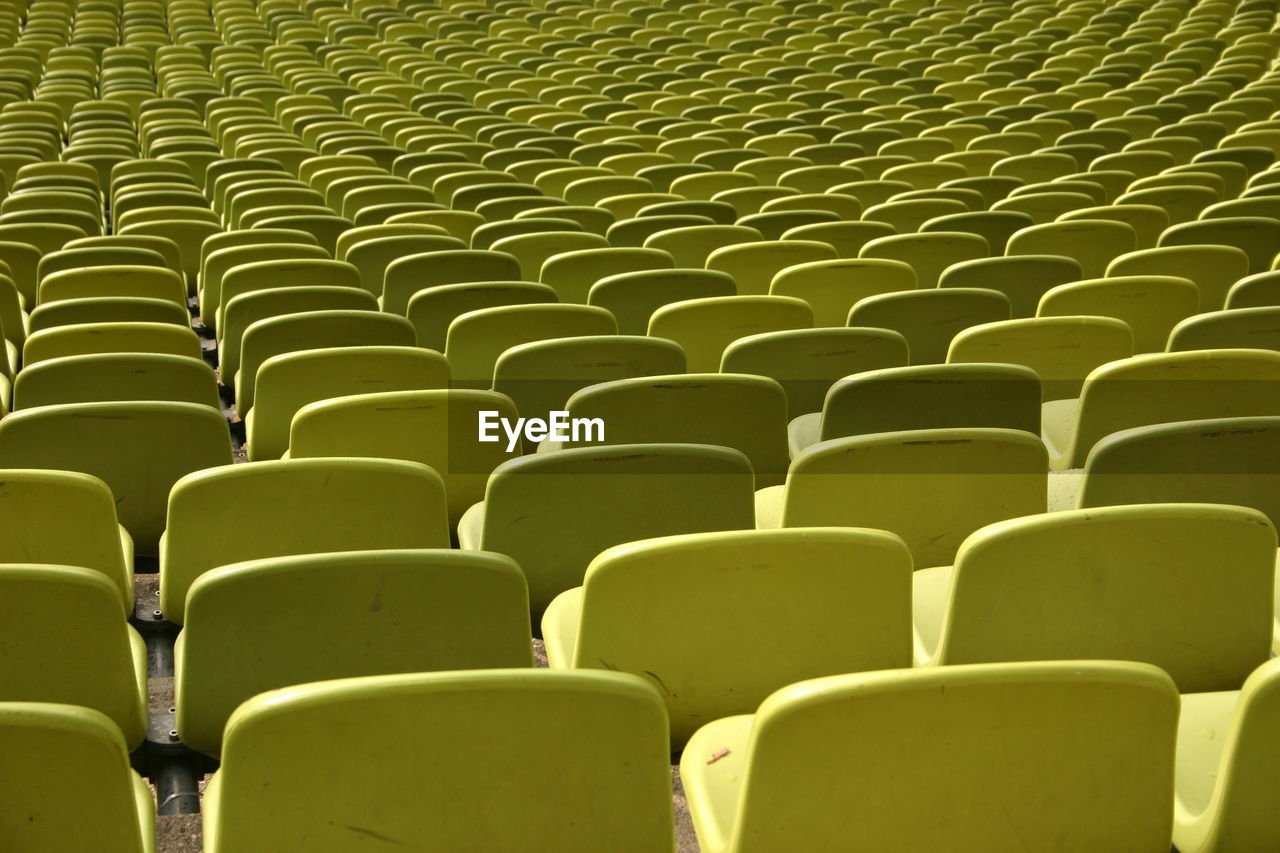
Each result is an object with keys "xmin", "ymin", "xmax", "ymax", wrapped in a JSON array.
[
  {"xmin": 200, "ymin": 239, "xmax": 329, "ymax": 330},
  {"xmin": 1227, "ymin": 271, "xmax": 1280, "ymax": 309},
  {"xmin": 641, "ymin": 223, "xmax": 763, "ymax": 267},
  {"xmin": 0, "ymin": 565, "xmax": 146, "ymax": 747},
  {"xmin": 444, "ymin": 302, "xmax": 617, "ymax": 388},
  {"xmin": 177, "ymin": 549, "xmax": 533, "ymax": 755},
  {"xmin": 248, "ymin": 346, "xmax": 451, "ymax": 461},
  {"xmin": 382, "ymin": 248, "xmax": 523, "ymax": 314},
  {"xmin": 490, "ymin": 230, "xmax": 610, "ymax": 280},
  {"xmin": 161, "ymin": 457, "xmax": 450, "ymax": 623},
  {"xmin": 0, "ymin": 470, "xmax": 131, "ymax": 611},
  {"xmin": 475, "ymin": 443, "xmax": 755, "ymax": 618},
  {"xmin": 538, "ymin": 246, "xmax": 673, "ymax": 302},
  {"xmin": 706, "ymin": 239, "xmax": 838, "ymax": 297},
  {"xmin": 648, "ymin": 295, "xmax": 813, "ymax": 372},
  {"xmin": 588, "ymin": 268, "xmax": 736, "ymax": 335},
  {"xmin": 782, "ymin": 428, "xmax": 1047, "ymax": 567},
  {"xmin": 1037, "ymin": 275, "xmax": 1201, "ymax": 353},
  {"xmin": 288, "ymin": 389, "xmax": 521, "ymax": 527},
  {"xmin": 23, "ymin": 321, "xmax": 202, "ymax": 366},
  {"xmin": 0, "ymin": 702, "xmax": 152, "ymax": 852},
  {"xmin": 220, "ymin": 285, "xmax": 378, "ymax": 382},
  {"xmin": 694, "ymin": 661, "xmax": 1176, "ymax": 852},
  {"xmin": 1107, "ymin": 244, "xmax": 1251, "ymax": 311},
  {"xmin": 859, "ymin": 231, "xmax": 988, "ymax": 289},
  {"xmin": 1065, "ymin": 349, "xmax": 1280, "ymax": 467},
  {"xmin": 722, "ymin": 327, "xmax": 910, "ymax": 417},
  {"xmin": 237, "ymin": 309, "xmax": 416, "ymax": 413},
  {"xmin": 947, "ymin": 316, "xmax": 1134, "ymax": 401},
  {"xmin": 493, "ymin": 335, "xmax": 685, "ymax": 432},
  {"xmin": 1007, "ymin": 218, "xmax": 1138, "ymax": 278},
  {"xmin": 38, "ymin": 264, "xmax": 187, "ymax": 306},
  {"xmin": 934, "ymin": 504, "xmax": 1275, "ymax": 691},
  {"xmin": 1159, "ymin": 216, "xmax": 1280, "ymax": 274},
  {"xmin": 569, "ymin": 528, "xmax": 912, "ymax": 743},
  {"xmin": 342, "ymin": 233, "xmax": 469, "ymax": 295},
  {"xmin": 1168, "ymin": 307, "xmax": 1280, "ymax": 353},
  {"xmin": 1079, "ymin": 416, "xmax": 1280, "ymax": 526},
  {"xmin": 819, "ymin": 363, "xmax": 1042, "ymax": 441},
  {"xmin": 770, "ymin": 257, "xmax": 917, "ymax": 327},
  {"xmin": 848, "ymin": 288, "xmax": 1012, "ymax": 364},
  {"xmin": 563, "ymin": 373, "xmax": 790, "ymax": 487},
  {"xmin": 405, "ymin": 280, "xmax": 557, "ymax": 350},
  {"xmin": 14, "ymin": 352, "xmax": 220, "ymax": 411},
  {"xmin": 938, "ymin": 254, "xmax": 1083, "ymax": 319},
  {"xmin": 0, "ymin": 401, "xmax": 233, "ymax": 555},
  {"xmin": 209, "ymin": 670, "xmax": 674, "ymax": 852}
]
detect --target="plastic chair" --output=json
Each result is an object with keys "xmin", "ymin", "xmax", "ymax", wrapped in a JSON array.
[
  {"xmin": 756, "ymin": 428, "xmax": 1047, "ymax": 569},
  {"xmin": 1227, "ymin": 272, "xmax": 1280, "ymax": 309},
  {"xmin": 721, "ymin": 327, "xmax": 911, "ymax": 418},
  {"xmin": 0, "ymin": 402, "xmax": 233, "ymax": 555},
  {"xmin": 490, "ymin": 230, "xmax": 610, "ymax": 280},
  {"xmin": 648, "ymin": 295, "xmax": 812, "ymax": 372},
  {"xmin": 176, "ymin": 549, "xmax": 533, "ymax": 756},
  {"xmin": 0, "ymin": 702, "xmax": 155, "ymax": 853},
  {"xmin": 1007, "ymin": 219, "xmax": 1138, "ymax": 278},
  {"xmin": 1077, "ymin": 416, "xmax": 1280, "ymax": 529},
  {"xmin": 948, "ymin": 316, "xmax": 1134, "ymax": 401},
  {"xmin": 202, "ymin": 670, "xmax": 675, "ymax": 853},
  {"xmin": 445, "ymin": 303, "xmax": 617, "ymax": 389},
  {"xmin": 588, "ymin": 268, "xmax": 736, "ymax": 336},
  {"xmin": 159, "ymin": 457, "xmax": 451, "ymax": 624},
  {"xmin": 539, "ymin": 246, "xmax": 673, "ymax": 303},
  {"xmin": 556, "ymin": 373, "xmax": 789, "ymax": 487},
  {"xmin": 1038, "ymin": 276, "xmax": 1201, "ymax": 354},
  {"xmin": 217, "ymin": 257, "xmax": 361, "ymax": 332},
  {"xmin": 23, "ymin": 322, "xmax": 202, "ymax": 366},
  {"xmin": 341, "ymin": 233, "xmax": 468, "ymax": 295},
  {"xmin": 458, "ymin": 443, "xmax": 755, "ymax": 620},
  {"xmin": 288, "ymin": 389, "xmax": 522, "ymax": 528},
  {"xmin": 200, "ymin": 239, "xmax": 329, "ymax": 332},
  {"xmin": 0, "ymin": 565, "xmax": 147, "ymax": 748},
  {"xmin": 680, "ymin": 661, "xmax": 1177, "ymax": 853},
  {"xmin": 14, "ymin": 353, "xmax": 219, "ymax": 411},
  {"xmin": 705, "ymin": 240, "xmax": 837, "ymax": 297},
  {"xmin": 381, "ymin": 248, "xmax": 523, "ymax": 315},
  {"xmin": 218, "ymin": 286, "xmax": 378, "ymax": 384},
  {"xmin": 781, "ymin": 220, "xmax": 895, "ymax": 258},
  {"xmin": 789, "ymin": 364, "xmax": 1041, "ymax": 456},
  {"xmin": 247, "ymin": 346, "xmax": 451, "ymax": 461},
  {"xmin": 0, "ymin": 469, "xmax": 133, "ymax": 611},
  {"xmin": 939, "ymin": 255, "xmax": 1083, "ymax": 319},
  {"xmin": 1160, "ymin": 217, "xmax": 1280, "ymax": 274},
  {"xmin": 542, "ymin": 527, "xmax": 912, "ymax": 744},
  {"xmin": 859, "ymin": 231, "xmax": 988, "ymax": 289},
  {"xmin": 914, "ymin": 504, "xmax": 1275, "ymax": 694},
  {"xmin": 38, "ymin": 265, "xmax": 186, "ymax": 306},
  {"xmin": 848, "ymin": 288, "xmax": 1011, "ymax": 365},
  {"xmin": 1169, "ymin": 307, "xmax": 1280, "ymax": 353},
  {"xmin": 1107, "ymin": 244, "xmax": 1251, "ymax": 311},
  {"xmin": 769, "ymin": 257, "xmax": 917, "ymax": 327},
  {"xmin": 236, "ymin": 309, "xmax": 415, "ymax": 414},
  {"xmin": 493, "ymin": 336, "xmax": 685, "ymax": 435},
  {"xmin": 1175, "ymin": 657, "xmax": 1280, "ymax": 853},
  {"xmin": 641, "ymin": 223, "xmax": 763, "ymax": 267},
  {"xmin": 1043, "ymin": 350, "xmax": 1280, "ymax": 470}
]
